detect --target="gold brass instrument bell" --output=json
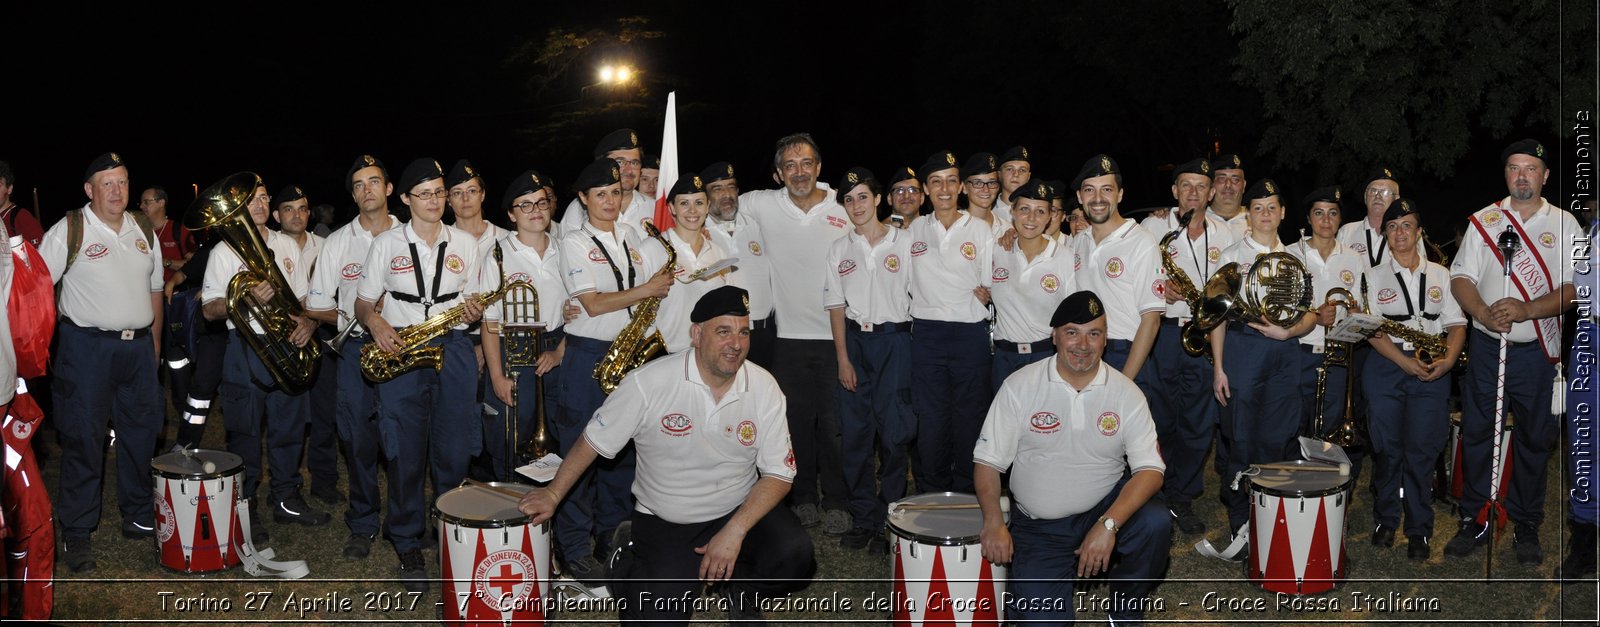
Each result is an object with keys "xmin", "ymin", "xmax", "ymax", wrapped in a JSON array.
[{"xmin": 1311, "ymin": 287, "xmax": 1362, "ymax": 448}]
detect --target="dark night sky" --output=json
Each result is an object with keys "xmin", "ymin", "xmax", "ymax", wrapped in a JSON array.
[{"xmin": 8, "ymin": 1, "xmax": 1565, "ymax": 238}]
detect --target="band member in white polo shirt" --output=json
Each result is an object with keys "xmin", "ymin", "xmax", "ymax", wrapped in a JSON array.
[
  {"xmin": 824, "ymin": 167, "xmax": 914, "ymax": 554},
  {"xmin": 1337, "ymin": 167, "xmax": 1401, "ymax": 269},
  {"xmin": 518, "ymin": 286, "xmax": 816, "ymax": 625},
  {"xmin": 1208, "ymin": 154, "xmax": 1250, "ymax": 241},
  {"xmin": 656, "ymin": 174, "xmax": 731, "ymax": 354},
  {"xmin": 559, "ymin": 129, "xmax": 655, "ymax": 232},
  {"xmin": 991, "ymin": 180, "xmax": 1076, "ymax": 388},
  {"xmin": 993, "ymin": 145, "xmax": 1032, "ymax": 223},
  {"xmin": 702, "ymin": 162, "xmax": 778, "ymax": 367},
  {"xmin": 1067, "ymin": 155, "xmax": 1162, "ymax": 399},
  {"xmin": 1289, "ymin": 186, "xmax": 1364, "ymax": 439}
]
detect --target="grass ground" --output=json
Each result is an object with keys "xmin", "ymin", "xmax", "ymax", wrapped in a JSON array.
[{"xmin": 30, "ymin": 410, "xmax": 1600, "ymax": 625}]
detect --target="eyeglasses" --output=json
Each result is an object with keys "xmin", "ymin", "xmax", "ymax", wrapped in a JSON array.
[
  {"xmin": 409, "ymin": 188, "xmax": 448, "ymax": 200},
  {"xmin": 450, "ymin": 187, "xmax": 482, "ymax": 197},
  {"xmin": 613, "ymin": 158, "xmax": 642, "ymax": 168},
  {"xmin": 966, "ymin": 179, "xmax": 1000, "ymax": 189},
  {"xmin": 512, "ymin": 198, "xmax": 552, "ymax": 213},
  {"xmin": 1366, "ymin": 188, "xmax": 1395, "ymax": 199},
  {"xmin": 890, "ymin": 187, "xmax": 923, "ymax": 196}
]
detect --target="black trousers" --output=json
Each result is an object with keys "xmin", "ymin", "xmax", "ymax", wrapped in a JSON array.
[
  {"xmin": 771, "ymin": 338, "xmax": 847, "ymax": 509},
  {"xmin": 613, "ymin": 505, "xmax": 816, "ymax": 625}
]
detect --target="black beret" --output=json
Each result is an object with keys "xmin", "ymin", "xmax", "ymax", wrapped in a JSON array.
[
  {"xmin": 346, "ymin": 154, "xmax": 387, "ymax": 193},
  {"xmin": 1071, "ymin": 154, "xmax": 1121, "ymax": 190},
  {"xmin": 961, "ymin": 152, "xmax": 998, "ymax": 179},
  {"xmin": 667, "ymin": 174, "xmax": 705, "ymax": 201},
  {"xmin": 691, "ymin": 285, "xmax": 751, "ymax": 323},
  {"xmin": 1242, "ymin": 178, "xmax": 1282, "ymax": 205},
  {"xmin": 1009, "ymin": 180, "xmax": 1053, "ymax": 204},
  {"xmin": 275, "ymin": 184, "xmax": 306, "ymax": 207},
  {"xmin": 643, "ymin": 154, "xmax": 661, "ymax": 170},
  {"xmin": 445, "ymin": 159, "xmax": 483, "ymax": 189},
  {"xmin": 574, "ymin": 158, "xmax": 622, "ymax": 191},
  {"xmin": 1362, "ymin": 166, "xmax": 1398, "ymax": 191},
  {"xmin": 1501, "ymin": 138, "xmax": 1547, "ymax": 166},
  {"xmin": 1301, "ymin": 186, "xmax": 1342, "ymax": 210},
  {"xmin": 83, "ymin": 152, "xmax": 127, "ymax": 182},
  {"xmin": 919, "ymin": 150, "xmax": 960, "ymax": 181},
  {"xmin": 397, "ymin": 158, "xmax": 445, "ymax": 194},
  {"xmin": 1381, "ymin": 196, "xmax": 1418, "ymax": 227},
  {"xmin": 886, "ymin": 166, "xmax": 919, "ymax": 188},
  {"xmin": 1050, "ymin": 290, "xmax": 1106, "ymax": 327},
  {"xmin": 700, "ymin": 162, "xmax": 736, "ymax": 184},
  {"xmin": 1043, "ymin": 179, "xmax": 1067, "ymax": 202},
  {"xmin": 593, "ymin": 128, "xmax": 641, "ymax": 159},
  {"xmin": 1171, "ymin": 158, "xmax": 1212, "ymax": 183},
  {"xmin": 1210, "ymin": 153, "xmax": 1244, "ymax": 172},
  {"xmin": 501, "ymin": 170, "xmax": 550, "ymax": 210},
  {"xmin": 1000, "ymin": 145, "xmax": 1031, "ymax": 165},
  {"xmin": 835, "ymin": 167, "xmax": 877, "ymax": 203}
]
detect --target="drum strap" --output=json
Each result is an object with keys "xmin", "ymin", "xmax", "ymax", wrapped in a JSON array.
[
  {"xmin": 234, "ymin": 500, "xmax": 311, "ymax": 579},
  {"xmin": 1195, "ymin": 523, "xmax": 1250, "ymax": 561}
]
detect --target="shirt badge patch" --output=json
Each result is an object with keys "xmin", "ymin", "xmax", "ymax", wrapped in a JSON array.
[
  {"xmin": 1377, "ymin": 288, "xmax": 1398, "ymax": 305},
  {"xmin": 1483, "ymin": 211, "xmax": 1502, "ymax": 226},
  {"xmin": 588, "ymin": 248, "xmax": 608, "ymax": 264},
  {"xmin": 736, "ymin": 420, "xmax": 757, "ymax": 446},
  {"xmin": 826, "ymin": 215, "xmax": 848, "ymax": 229},
  {"xmin": 283, "ymin": 258, "xmax": 295, "ymax": 275},
  {"xmin": 1105, "ymin": 257, "xmax": 1124, "ymax": 279},
  {"xmin": 85, "ymin": 243, "xmax": 110, "ymax": 260},
  {"xmin": 993, "ymin": 267, "xmax": 1011, "ymax": 282},
  {"xmin": 342, "ymin": 262, "xmax": 364, "ymax": 280},
  {"xmin": 837, "ymin": 259, "xmax": 857, "ymax": 276},
  {"xmin": 1151, "ymin": 279, "xmax": 1164, "ymax": 298},
  {"xmin": 910, "ymin": 241, "xmax": 929, "ymax": 257},
  {"xmin": 1208, "ymin": 247, "xmax": 1222, "ymax": 263},
  {"xmin": 1041, "ymin": 273, "xmax": 1061, "ymax": 293},
  {"xmin": 445, "ymin": 253, "xmax": 465, "ymax": 274},
  {"xmin": 1340, "ymin": 269, "xmax": 1355, "ymax": 286},
  {"xmin": 1351, "ymin": 242, "xmax": 1368, "ymax": 254},
  {"xmin": 748, "ymin": 241, "xmax": 763, "ymax": 256},
  {"xmin": 1427, "ymin": 286, "xmax": 1443, "ymax": 303},
  {"xmin": 508, "ymin": 272, "xmax": 531, "ymax": 283},
  {"xmin": 390, "ymin": 256, "xmax": 415, "ymax": 273},
  {"xmin": 135, "ymin": 239, "xmax": 150, "ymax": 254},
  {"xmin": 660, "ymin": 413, "xmax": 692, "ymax": 436},
  {"xmin": 629, "ymin": 249, "xmax": 644, "ymax": 265},
  {"xmin": 960, "ymin": 242, "xmax": 977, "ymax": 260},
  {"xmin": 1539, "ymin": 232, "xmax": 1555, "ymax": 248},
  {"xmin": 784, "ymin": 447, "xmax": 796, "ymax": 472},
  {"xmin": 1097, "ymin": 411, "xmax": 1120, "ymax": 436},
  {"xmin": 884, "ymin": 254, "xmax": 901, "ymax": 273},
  {"xmin": 1029, "ymin": 411, "xmax": 1061, "ymax": 434},
  {"xmin": 1073, "ymin": 253, "xmax": 1082, "ymax": 271}
]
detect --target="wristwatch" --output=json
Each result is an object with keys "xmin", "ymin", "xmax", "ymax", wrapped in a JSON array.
[{"xmin": 1100, "ymin": 516, "xmax": 1120, "ymax": 534}]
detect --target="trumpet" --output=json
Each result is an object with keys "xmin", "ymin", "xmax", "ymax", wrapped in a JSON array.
[{"xmin": 324, "ymin": 312, "xmax": 361, "ymax": 356}]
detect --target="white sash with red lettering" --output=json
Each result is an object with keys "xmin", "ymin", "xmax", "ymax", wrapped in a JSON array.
[{"xmin": 1467, "ymin": 201, "xmax": 1562, "ymax": 363}]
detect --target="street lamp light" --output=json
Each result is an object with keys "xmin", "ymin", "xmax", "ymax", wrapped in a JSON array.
[{"xmin": 597, "ymin": 64, "xmax": 634, "ymax": 86}]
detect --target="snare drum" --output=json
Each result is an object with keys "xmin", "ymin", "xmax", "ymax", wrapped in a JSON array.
[
  {"xmin": 888, "ymin": 492, "xmax": 1006, "ymax": 626},
  {"xmin": 1447, "ymin": 412, "xmax": 1514, "ymax": 502},
  {"xmin": 1246, "ymin": 461, "xmax": 1353, "ymax": 595},
  {"xmin": 436, "ymin": 482, "xmax": 550, "ymax": 626},
  {"xmin": 151, "ymin": 449, "xmax": 244, "ymax": 573}
]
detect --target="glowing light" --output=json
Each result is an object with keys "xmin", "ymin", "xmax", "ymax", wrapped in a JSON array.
[
  {"xmin": 615, "ymin": 66, "xmax": 633, "ymax": 83},
  {"xmin": 599, "ymin": 65, "xmax": 615, "ymax": 83}
]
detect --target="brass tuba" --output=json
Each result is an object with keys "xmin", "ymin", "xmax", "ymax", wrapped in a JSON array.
[
  {"xmin": 1157, "ymin": 211, "xmax": 1215, "ymax": 358},
  {"xmin": 593, "ymin": 222, "xmax": 676, "ymax": 395},
  {"xmin": 360, "ymin": 279, "xmax": 532, "ymax": 383},
  {"xmin": 184, "ymin": 172, "xmax": 321, "ymax": 393}
]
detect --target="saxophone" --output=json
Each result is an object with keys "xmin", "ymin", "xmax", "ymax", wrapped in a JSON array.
[
  {"xmin": 593, "ymin": 222, "xmax": 677, "ymax": 395},
  {"xmin": 1157, "ymin": 210, "xmax": 1212, "ymax": 357},
  {"xmin": 1358, "ymin": 274, "xmax": 1455, "ymax": 365},
  {"xmin": 360, "ymin": 279, "xmax": 534, "ymax": 383}
]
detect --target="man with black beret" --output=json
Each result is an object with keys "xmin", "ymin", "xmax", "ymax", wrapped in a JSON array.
[
  {"xmin": 1446, "ymin": 139, "xmax": 1582, "ymax": 566},
  {"xmin": 1208, "ymin": 153, "xmax": 1250, "ymax": 240},
  {"xmin": 304, "ymin": 154, "xmax": 404, "ymax": 561},
  {"xmin": 995, "ymin": 145, "xmax": 1033, "ymax": 222},
  {"xmin": 702, "ymin": 161, "xmax": 777, "ymax": 367},
  {"xmin": 883, "ymin": 166, "xmax": 923, "ymax": 230},
  {"xmin": 519, "ymin": 286, "xmax": 816, "ymax": 624},
  {"xmin": 976, "ymin": 290, "xmax": 1170, "ymax": 625},
  {"xmin": 559, "ymin": 128, "xmax": 655, "ymax": 232},
  {"xmin": 40, "ymin": 152, "xmax": 166, "ymax": 572},
  {"xmin": 961, "ymin": 151, "xmax": 1008, "ymax": 235},
  {"xmin": 355, "ymin": 158, "xmax": 485, "ymax": 592},
  {"xmin": 908, "ymin": 150, "xmax": 995, "ymax": 495},
  {"xmin": 639, "ymin": 153, "xmax": 661, "ymax": 199},
  {"xmin": 271, "ymin": 183, "xmax": 339, "ymax": 505},
  {"xmin": 1338, "ymin": 166, "xmax": 1401, "ymax": 268}
]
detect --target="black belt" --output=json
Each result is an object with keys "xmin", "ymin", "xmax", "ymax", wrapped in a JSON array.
[
  {"xmin": 1298, "ymin": 343, "xmax": 1326, "ymax": 354},
  {"xmin": 846, "ymin": 319, "xmax": 908, "ymax": 334},
  {"xmin": 995, "ymin": 338, "xmax": 1053, "ymax": 354},
  {"xmin": 751, "ymin": 317, "xmax": 773, "ymax": 330},
  {"xmin": 1160, "ymin": 317, "xmax": 1183, "ymax": 327},
  {"xmin": 68, "ymin": 320, "xmax": 150, "ymax": 341}
]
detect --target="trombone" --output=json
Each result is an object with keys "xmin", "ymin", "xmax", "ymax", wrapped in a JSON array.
[
  {"xmin": 1310, "ymin": 287, "xmax": 1362, "ymax": 448},
  {"xmin": 492, "ymin": 251, "xmax": 558, "ymax": 481}
]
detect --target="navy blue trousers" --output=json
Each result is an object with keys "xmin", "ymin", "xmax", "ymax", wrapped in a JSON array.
[
  {"xmin": 1363, "ymin": 344, "xmax": 1451, "ymax": 536},
  {"xmin": 836, "ymin": 326, "xmax": 915, "ymax": 532},
  {"xmin": 53, "ymin": 322, "xmax": 163, "ymax": 538},
  {"xmin": 991, "ymin": 344, "xmax": 1053, "ymax": 391},
  {"xmin": 219, "ymin": 330, "xmax": 311, "ymax": 503},
  {"xmin": 305, "ymin": 325, "xmax": 340, "ymax": 492},
  {"xmin": 480, "ymin": 329, "xmax": 564, "ymax": 481},
  {"xmin": 1008, "ymin": 482, "xmax": 1171, "ymax": 625},
  {"xmin": 554, "ymin": 334, "xmax": 636, "ymax": 561},
  {"xmin": 1146, "ymin": 323, "xmax": 1217, "ymax": 507},
  {"xmin": 1218, "ymin": 326, "xmax": 1301, "ymax": 532},
  {"xmin": 334, "ymin": 334, "xmax": 383, "ymax": 536},
  {"xmin": 1459, "ymin": 329, "xmax": 1558, "ymax": 528},
  {"xmin": 910, "ymin": 319, "xmax": 992, "ymax": 494},
  {"xmin": 375, "ymin": 330, "xmax": 480, "ymax": 553}
]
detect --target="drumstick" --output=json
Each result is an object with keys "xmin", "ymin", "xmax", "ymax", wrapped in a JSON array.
[
  {"xmin": 893, "ymin": 503, "xmax": 982, "ymax": 512},
  {"xmin": 1251, "ymin": 462, "xmax": 1351, "ymax": 476},
  {"xmin": 465, "ymin": 478, "xmax": 528, "ymax": 502}
]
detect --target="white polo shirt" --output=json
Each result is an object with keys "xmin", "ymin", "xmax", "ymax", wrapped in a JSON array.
[
  {"xmin": 740, "ymin": 185, "xmax": 851, "ymax": 340},
  {"xmin": 1288, "ymin": 238, "xmax": 1364, "ymax": 347},
  {"xmin": 356, "ymin": 223, "xmax": 480, "ymax": 329},
  {"xmin": 40, "ymin": 205, "xmax": 163, "ymax": 331},
  {"xmin": 657, "ymin": 230, "xmax": 730, "ymax": 354},
  {"xmin": 1450, "ymin": 198, "xmax": 1581, "ymax": 342},
  {"xmin": 1364, "ymin": 256, "xmax": 1465, "ymax": 341},
  {"xmin": 908, "ymin": 212, "xmax": 994, "ymax": 323},
  {"xmin": 463, "ymin": 222, "xmax": 511, "ymax": 275},
  {"xmin": 1070, "ymin": 219, "xmax": 1164, "ymax": 341},
  {"xmin": 1221, "ymin": 235, "xmax": 1286, "ymax": 267},
  {"xmin": 477, "ymin": 234, "xmax": 566, "ymax": 333},
  {"xmin": 584, "ymin": 350, "xmax": 795, "ymax": 524},
  {"xmin": 201, "ymin": 229, "xmax": 304, "ymax": 331},
  {"xmin": 993, "ymin": 197, "xmax": 1012, "ymax": 223},
  {"xmin": 307, "ymin": 214, "xmax": 400, "ymax": 335},
  {"xmin": 559, "ymin": 191, "xmax": 654, "ymax": 236},
  {"xmin": 991, "ymin": 237, "xmax": 1076, "ymax": 343},
  {"xmin": 560, "ymin": 221, "xmax": 666, "ymax": 342},
  {"xmin": 278, "ymin": 231, "xmax": 323, "ymax": 299},
  {"xmin": 709, "ymin": 212, "xmax": 774, "ymax": 322},
  {"xmin": 822, "ymin": 225, "xmax": 913, "ymax": 326},
  {"xmin": 1141, "ymin": 209, "xmax": 1235, "ymax": 320},
  {"xmin": 974, "ymin": 359, "xmax": 1164, "ymax": 520},
  {"xmin": 1337, "ymin": 218, "xmax": 1390, "ymax": 268}
]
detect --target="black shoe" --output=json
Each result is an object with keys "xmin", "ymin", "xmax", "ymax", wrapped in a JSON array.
[
  {"xmin": 865, "ymin": 535, "xmax": 891, "ymax": 556},
  {"xmin": 1559, "ymin": 522, "xmax": 1598, "ymax": 583},
  {"xmin": 605, "ymin": 521, "xmax": 633, "ymax": 568},
  {"xmin": 840, "ymin": 528, "xmax": 875, "ymax": 550},
  {"xmin": 121, "ymin": 519, "xmax": 156, "ymax": 540},
  {"xmin": 1169, "ymin": 503, "xmax": 1206, "ymax": 535},
  {"xmin": 248, "ymin": 504, "xmax": 269, "ymax": 545},
  {"xmin": 1444, "ymin": 520, "xmax": 1487, "ymax": 558},
  {"xmin": 1372, "ymin": 524, "xmax": 1396, "ymax": 548},
  {"xmin": 1407, "ymin": 535, "xmax": 1430, "ymax": 561},
  {"xmin": 1514, "ymin": 525, "xmax": 1543, "ymax": 566},
  {"xmin": 564, "ymin": 554, "xmax": 608, "ymax": 586},
  {"xmin": 729, "ymin": 592, "xmax": 765, "ymax": 624},
  {"xmin": 398, "ymin": 549, "xmax": 429, "ymax": 593},
  {"xmin": 343, "ymin": 533, "xmax": 376, "ymax": 560},
  {"xmin": 274, "ymin": 496, "xmax": 333, "ymax": 526},
  {"xmin": 63, "ymin": 537, "xmax": 96, "ymax": 573},
  {"xmin": 309, "ymin": 484, "xmax": 342, "ymax": 506}
]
